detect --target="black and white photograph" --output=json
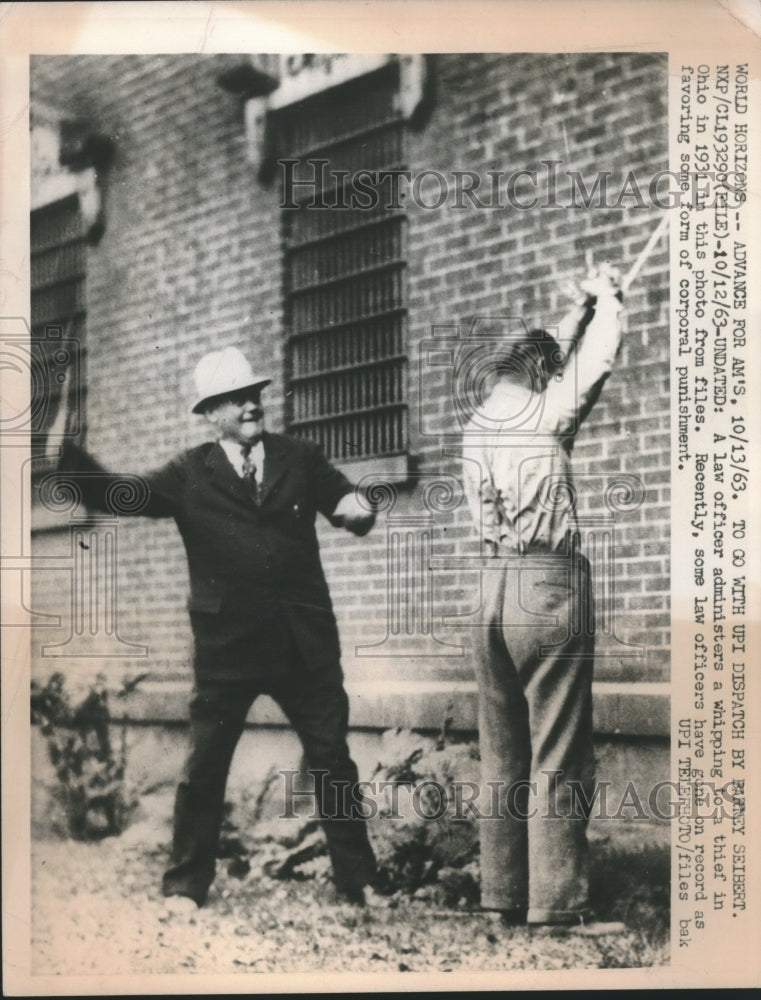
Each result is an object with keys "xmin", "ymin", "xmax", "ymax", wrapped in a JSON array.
[{"xmin": 2, "ymin": 1, "xmax": 759, "ymax": 994}]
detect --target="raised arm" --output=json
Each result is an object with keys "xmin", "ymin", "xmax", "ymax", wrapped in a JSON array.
[
  {"xmin": 51, "ymin": 439, "xmax": 182, "ymax": 519},
  {"xmin": 41, "ymin": 369, "xmax": 180, "ymax": 519},
  {"xmin": 545, "ymin": 264, "xmax": 624, "ymax": 434}
]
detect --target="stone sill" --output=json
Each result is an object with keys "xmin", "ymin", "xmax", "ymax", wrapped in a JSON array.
[
  {"xmin": 114, "ymin": 678, "xmax": 670, "ymax": 739},
  {"xmin": 333, "ymin": 453, "xmax": 411, "ymax": 484}
]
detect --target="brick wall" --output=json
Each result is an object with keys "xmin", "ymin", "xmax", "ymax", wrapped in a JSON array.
[
  {"xmin": 30, "ymin": 52, "xmax": 669, "ymax": 697},
  {"xmin": 327, "ymin": 53, "xmax": 670, "ymax": 684},
  {"xmin": 438, "ymin": 53, "xmax": 669, "ymax": 682},
  {"xmin": 30, "ymin": 54, "xmax": 286, "ymax": 682}
]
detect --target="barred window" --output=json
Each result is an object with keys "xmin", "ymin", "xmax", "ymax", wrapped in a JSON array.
[
  {"xmin": 279, "ymin": 64, "xmax": 407, "ymax": 465},
  {"xmin": 30, "ymin": 193, "xmax": 86, "ymax": 450}
]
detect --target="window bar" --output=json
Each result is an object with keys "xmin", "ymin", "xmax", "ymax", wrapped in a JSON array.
[{"xmin": 283, "ymin": 79, "xmax": 406, "ymax": 462}]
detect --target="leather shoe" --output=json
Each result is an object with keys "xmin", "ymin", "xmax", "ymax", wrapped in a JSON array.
[{"xmin": 327, "ymin": 885, "xmax": 367, "ymax": 906}]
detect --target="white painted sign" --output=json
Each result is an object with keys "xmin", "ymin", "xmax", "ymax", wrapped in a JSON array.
[{"xmin": 268, "ymin": 53, "xmax": 395, "ymax": 109}]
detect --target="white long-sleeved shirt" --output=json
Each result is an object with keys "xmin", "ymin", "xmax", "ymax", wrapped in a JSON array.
[{"xmin": 461, "ymin": 295, "xmax": 623, "ymax": 552}]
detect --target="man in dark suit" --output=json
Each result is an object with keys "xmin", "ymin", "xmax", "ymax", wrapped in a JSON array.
[{"xmin": 58, "ymin": 346, "xmax": 378, "ymax": 913}]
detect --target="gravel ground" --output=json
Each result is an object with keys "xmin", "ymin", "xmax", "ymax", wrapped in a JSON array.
[{"xmin": 31, "ymin": 791, "xmax": 669, "ymax": 978}]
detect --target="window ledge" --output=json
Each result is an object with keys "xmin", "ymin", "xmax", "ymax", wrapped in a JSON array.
[
  {"xmin": 31, "ymin": 503, "xmax": 78, "ymax": 534},
  {"xmin": 334, "ymin": 453, "xmax": 411, "ymax": 483}
]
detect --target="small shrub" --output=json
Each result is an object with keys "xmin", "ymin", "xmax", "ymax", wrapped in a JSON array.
[
  {"xmin": 31, "ymin": 671, "xmax": 146, "ymax": 840},
  {"xmin": 367, "ymin": 726, "xmax": 481, "ymax": 905},
  {"xmin": 235, "ymin": 725, "xmax": 482, "ymax": 905}
]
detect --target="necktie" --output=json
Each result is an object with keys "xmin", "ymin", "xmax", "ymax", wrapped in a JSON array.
[{"xmin": 240, "ymin": 444, "xmax": 260, "ymax": 504}]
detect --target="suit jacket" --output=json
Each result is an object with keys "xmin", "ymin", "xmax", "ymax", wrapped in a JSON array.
[{"xmin": 62, "ymin": 432, "xmax": 357, "ymax": 679}]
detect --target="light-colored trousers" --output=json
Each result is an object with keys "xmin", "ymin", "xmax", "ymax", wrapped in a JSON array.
[{"xmin": 475, "ymin": 549, "xmax": 596, "ymax": 923}]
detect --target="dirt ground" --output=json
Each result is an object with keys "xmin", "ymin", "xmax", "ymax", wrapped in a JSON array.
[{"xmin": 30, "ymin": 788, "xmax": 670, "ymax": 980}]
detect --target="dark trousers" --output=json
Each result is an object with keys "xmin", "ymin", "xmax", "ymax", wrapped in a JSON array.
[
  {"xmin": 162, "ymin": 662, "xmax": 377, "ymax": 905},
  {"xmin": 475, "ymin": 551, "xmax": 596, "ymax": 923}
]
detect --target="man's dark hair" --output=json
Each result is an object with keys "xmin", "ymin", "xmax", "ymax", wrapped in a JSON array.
[{"xmin": 496, "ymin": 328, "xmax": 565, "ymax": 393}]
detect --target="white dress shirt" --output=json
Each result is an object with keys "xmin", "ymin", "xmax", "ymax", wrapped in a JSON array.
[
  {"xmin": 462, "ymin": 295, "xmax": 623, "ymax": 552},
  {"xmin": 217, "ymin": 436, "xmax": 372, "ymax": 530},
  {"xmin": 219, "ymin": 438, "xmax": 265, "ymax": 480}
]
